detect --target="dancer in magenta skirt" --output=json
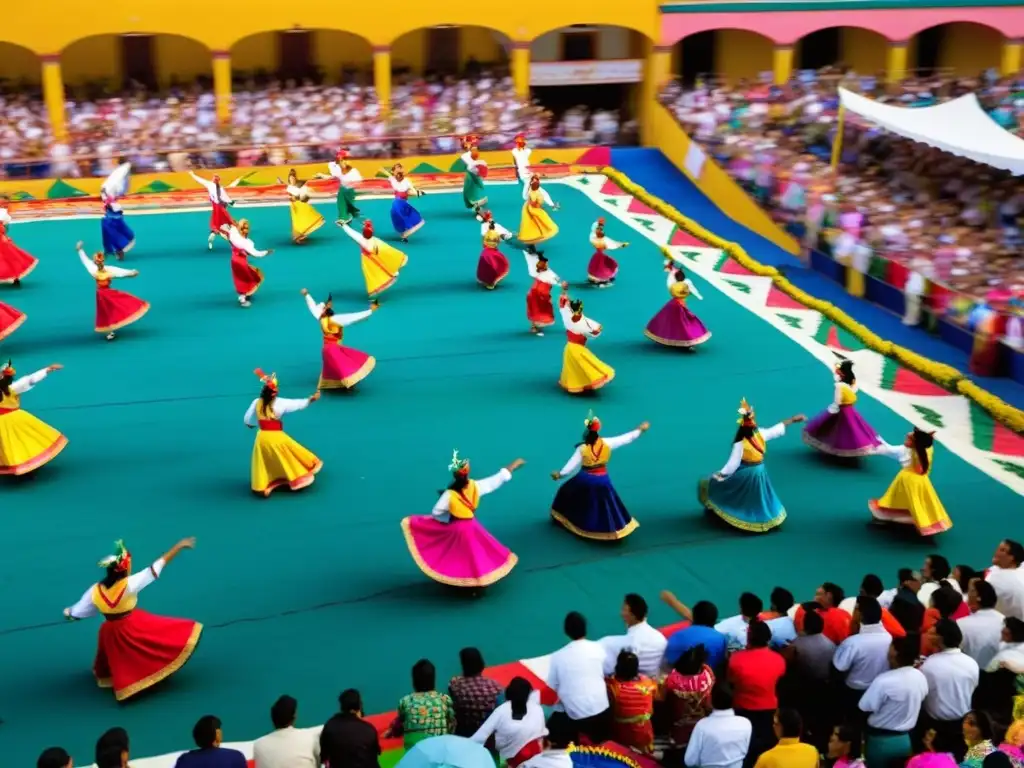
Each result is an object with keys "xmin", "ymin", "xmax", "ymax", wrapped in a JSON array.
[
  {"xmin": 587, "ymin": 218, "xmax": 628, "ymax": 287},
  {"xmin": 644, "ymin": 262, "xmax": 711, "ymax": 348},
  {"xmin": 803, "ymin": 360, "xmax": 882, "ymax": 457},
  {"xmin": 477, "ymin": 220, "xmax": 510, "ymax": 290},
  {"xmin": 301, "ymin": 289, "xmax": 378, "ymax": 390},
  {"xmin": 401, "ymin": 450, "xmax": 525, "ymax": 591}
]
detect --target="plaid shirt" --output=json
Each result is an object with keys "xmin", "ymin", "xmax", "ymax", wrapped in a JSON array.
[
  {"xmin": 396, "ymin": 691, "xmax": 456, "ymax": 737},
  {"xmin": 449, "ymin": 675, "xmax": 503, "ymax": 736}
]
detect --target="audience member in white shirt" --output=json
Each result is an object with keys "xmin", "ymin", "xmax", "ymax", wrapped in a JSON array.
[
  {"xmin": 918, "ymin": 554, "xmax": 962, "ymax": 608},
  {"xmin": 684, "ymin": 681, "xmax": 752, "ymax": 768},
  {"xmin": 253, "ymin": 695, "xmax": 320, "ymax": 768},
  {"xmin": 547, "ymin": 611, "xmax": 612, "ymax": 744},
  {"xmin": 600, "ymin": 593, "xmax": 667, "ymax": 677},
  {"xmin": 714, "ymin": 593, "xmax": 764, "ymax": 652},
  {"xmin": 919, "ymin": 619, "xmax": 980, "ymax": 754},
  {"xmin": 985, "ymin": 617, "xmax": 1024, "ymax": 673},
  {"xmin": 522, "ymin": 716, "xmax": 574, "ymax": 768},
  {"xmin": 986, "ymin": 540, "xmax": 1024, "ymax": 619},
  {"xmin": 471, "ymin": 678, "xmax": 547, "ymax": 764},
  {"xmin": 834, "ymin": 597, "xmax": 894, "ymax": 704},
  {"xmin": 859, "ymin": 637, "xmax": 929, "ymax": 765},
  {"xmin": 958, "ymin": 579, "xmax": 1005, "ymax": 669}
]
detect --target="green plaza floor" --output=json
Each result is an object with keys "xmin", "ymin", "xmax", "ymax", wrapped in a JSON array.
[{"xmin": 0, "ymin": 180, "xmax": 1018, "ymax": 764}]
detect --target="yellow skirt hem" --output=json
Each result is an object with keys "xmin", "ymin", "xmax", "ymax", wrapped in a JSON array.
[
  {"xmin": 400, "ymin": 518, "xmax": 518, "ymax": 587},
  {"xmin": 551, "ymin": 511, "xmax": 638, "ymax": 540},
  {"xmin": 0, "ymin": 433, "xmax": 68, "ymax": 475},
  {"xmin": 320, "ymin": 357, "xmax": 377, "ymax": 389}
]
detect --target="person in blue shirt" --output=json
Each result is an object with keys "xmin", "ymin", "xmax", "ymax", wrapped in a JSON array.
[
  {"xmin": 660, "ymin": 591, "xmax": 729, "ymax": 672},
  {"xmin": 765, "ymin": 587, "xmax": 797, "ymax": 649},
  {"xmin": 174, "ymin": 716, "xmax": 247, "ymax": 768}
]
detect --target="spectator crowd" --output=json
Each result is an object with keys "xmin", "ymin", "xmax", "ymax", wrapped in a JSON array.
[{"xmin": 37, "ymin": 537, "xmax": 1024, "ymax": 768}]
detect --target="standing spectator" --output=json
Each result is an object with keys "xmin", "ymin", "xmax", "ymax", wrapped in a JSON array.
[
  {"xmin": 961, "ymin": 711, "xmax": 999, "ymax": 768},
  {"xmin": 727, "ymin": 620, "xmax": 786, "ymax": 761},
  {"xmin": 889, "ymin": 569, "xmax": 926, "ymax": 633},
  {"xmin": 174, "ymin": 716, "xmax": 247, "ymax": 768},
  {"xmin": 985, "ymin": 616, "xmax": 1024, "ymax": 672},
  {"xmin": 921, "ymin": 585, "xmax": 970, "ymax": 654},
  {"xmin": 603, "ymin": 593, "xmax": 667, "ymax": 677},
  {"xmin": 471, "ymin": 677, "xmax": 547, "ymax": 767},
  {"xmin": 449, "ymin": 647, "xmax": 502, "ymax": 737},
  {"xmin": 781, "ymin": 605, "xmax": 836, "ymax": 751},
  {"xmin": 253, "ymin": 695, "xmax": 320, "ymax": 768},
  {"xmin": 546, "ymin": 611, "xmax": 611, "ymax": 744},
  {"xmin": 919, "ymin": 555, "xmax": 961, "ymax": 607},
  {"xmin": 384, "ymin": 660, "xmax": 456, "ymax": 749},
  {"xmin": 684, "ymin": 682, "xmax": 753, "ymax": 768},
  {"xmin": 840, "ymin": 575, "xmax": 907, "ymax": 638},
  {"xmin": 661, "ymin": 591, "xmax": 728, "ymax": 672},
  {"xmin": 764, "ymin": 588, "xmax": 797, "ymax": 649},
  {"xmin": 917, "ymin": 619, "xmax": 980, "ymax": 758},
  {"xmin": 37, "ymin": 748, "xmax": 72, "ymax": 768},
  {"xmin": 833, "ymin": 597, "xmax": 894, "ymax": 719},
  {"xmin": 605, "ymin": 650, "xmax": 658, "ymax": 754},
  {"xmin": 663, "ymin": 645, "xmax": 716, "ymax": 748},
  {"xmin": 717, "ymin": 593, "xmax": 765, "ymax": 651},
  {"xmin": 319, "ymin": 689, "xmax": 381, "ymax": 768},
  {"xmin": 958, "ymin": 579, "xmax": 1005, "ymax": 669},
  {"xmin": 827, "ymin": 724, "xmax": 865, "ymax": 768},
  {"xmin": 796, "ymin": 583, "xmax": 852, "ymax": 644},
  {"xmin": 986, "ymin": 540, "xmax": 1024, "ymax": 619},
  {"xmin": 858, "ymin": 636, "xmax": 928, "ymax": 768},
  {"xmin": 753, "ymin": 709, "xmax": 820, "ymax": 768}
]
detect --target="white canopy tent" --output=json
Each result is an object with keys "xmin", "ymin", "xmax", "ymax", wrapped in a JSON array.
[{"xmin": 837, "ymin": 87, "xmax": 1024, "ymax": 176}]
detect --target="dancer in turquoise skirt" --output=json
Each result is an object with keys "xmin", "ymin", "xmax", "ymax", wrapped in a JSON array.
[{"xmin": 698, "ymin": 398, "xmax": 805, "ymax": 533}]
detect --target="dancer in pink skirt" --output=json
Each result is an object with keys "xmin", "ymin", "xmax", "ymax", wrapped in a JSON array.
[
  {"xmin": 803, "ymin": 360, "xmax": 882, "ymax": 457},
  {"xmin": 401, "ymin": 450, "xmax": 525, "ymax": 591},
  {"xmin": 587, "ymin": 218, "xmax": 628, "ymax": 287},
  {"xmin": 644, "ymin": 261, "xmax": 711, "ymax": 349},
  {"xmin": 301, "ymin": 289, "xmax": 378, "ymax": 390}
]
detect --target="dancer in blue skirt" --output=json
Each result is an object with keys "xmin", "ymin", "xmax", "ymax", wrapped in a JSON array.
[
  {"xmin": 698, "ymin": 398, "xmax": 805, "ymax": 533},
  {"xmin": 384, "ymin": 164, "xmax": 425, "ymax": 242},
  {"xmin": 550, "ymin": 411, "xmax": 649, "ymax": 540},
  {"xmin": 100, "ymin": 163, "xmax": 135, "ymax": 260}
]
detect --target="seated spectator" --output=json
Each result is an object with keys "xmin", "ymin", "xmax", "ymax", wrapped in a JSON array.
[
  {"xmin": 727, "ymin": 619, "xmax": 786, "ymax": 761},
  {"xmin": 795, "ymin": 582, "xmax": 851, "ymax": 645},
  {"xmin": 37, "ymin": 747, "xmax": 72, "ymax": 768},
  {"xmin": 384, "ymin": 659, "xmax": 456, "ymax": 748},
  {"xmin": 753, "ymin": 709, "xmax": 819, "ymax": 768},
  {"xmin": 605, "ymin": 650, "xmax": 658, "ymax": 754},
  {"xmin": 253, "ymin": 695, "xmax": 319, "ymax": 768},
  {"xmin": 684, "ymin": 682, "xmax": 752, "ymax": 768},
  {"xmin": 958, "ymin": 579, "xmax": 1004, "ymax": 669},
  {"xmin": 95, "ymin": 727, "xmax": 129, "ymax": 768},
  {"xmin": 319, "ymin": 689, "xmax": 381, "ymax": 768},
  {"xmin": 601, "ymin": 593, "xmax": 667, "ymax": 677},
  {"xmin": 660, "ymin": 591, "xmax": 728, "ymax": 672},
  {"xmin": 471, "ymin": 677, "xmax": 547, "ymax": 767},
  {"xmin": 918, "ymin": 620, "xmax": 980, "ymax": 758},
  {"xmin": 450, "ymin": 647, "xmax": 502, "ymax": 737},
  {"xmin": 546, "ymin": 611, "xmax": 611, "ymax": 745},
  {"xmin": 716, "ymin": 592, "xmax": 765, "ymax": 651},
  {"xmin": 523, "ymin": 716, "xmax": 573, "ymax": 768},
  {"xmin": 961, "ymin": 711, "xmax": 999, "ymax": 768},
  {"xmin": 986, "ymin": 540, "xmax": 1024, "ymax": 620},
  {"xmin": 828, "ymin": 724, "xmax": 866, "ymax": 768},
  {"xmin": 174, "ymin": 716, "xmax": 247, "ymax": 768},
  {"xmin": 858, "ymin": 635, "xmax": 928, "ymax": 768},
  {"xmin": 662, "ymin": 644, "xmax": 716, "ymax": 748}
]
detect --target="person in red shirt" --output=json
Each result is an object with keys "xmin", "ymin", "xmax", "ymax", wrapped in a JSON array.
[
  {"xmin": 853, "ymin": 575, "xmax": 907, "ymax": 638},
  {"xmin": 795, "ymin": 582, "xmax": 851, "ymax": 645},
  {"xmin": 727, "ymin": 620, "xmax": 786, "ymax": 764}
]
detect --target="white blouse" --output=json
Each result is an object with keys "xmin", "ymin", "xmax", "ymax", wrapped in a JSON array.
[
  {"xmin": 523, "ymin": 184, "xmax": 555, "ymax": 207},
  {"xmin": 0, "ymin": 207, "xmax": 11, "ymax": 225},
  {"xmin": 717, "ymin": 423, "xmax": 786, "ymax": 477},
  {"xmin": 470, "ymin": 690, "xmax": 547, "ymax": 759},
  {"xmin": 65, "ymin": 558, "xmax": 166, "ymax": 619},
  {"xmin": 285, "ymin": 184, "xmax": 310, "ymax": 202},
  {"xmin": 827, "ymin": 381, "xmax": 857, "ymax": 415},
  {"xmin": 461, "ymin": 151, "xmax": 487, "ymax": 174},
  {"xmin": 558, "ymin": 429, "xmax": 642, "ymax": 476},
  {"xmin": 328, "ymin": 162, "xmax": 363, "ymax": 186},
  {"xmin": 390, "ymin": 176, "xmax": 416, "ymax": 196},
  {"xmin": 304, "ymin": 294, "xmax": 372, "ymax": 326},
  {"xmin": 559, "ymin": 302, "xmax": 602, "ymax": 337},
  {"xmin": 227, "ymin": 227, "xmax": 269, "ymax": 258},
  {"xmin": 479, "ymin": 217, "xmax": 512, "ymax": 240},
  {"xmin": 189, "ymin": 172, "xmax": 232, "ymax": 205},
  {"xmin": 668, "ymin": 272, "xmax": 703, "ymax": 299},
  {"xmin": 590, "ymin": 235, "xmax": 625, "ymax": 251},
  {"xmin": 341, "ymin": 223, "xmax": 376, "ymax": 253},
  {"xmin": 431, "ymin": 468, "xmax": 512, "ymax": 521},
  {"xmin": 244, "ymin": 396, "xmax": 314, "ymax": 426},
  {"xmin": 511, "ymin": 146, "xmax": 532, "ymax": 173},
  {"xmin": 525, "ymin": 253, "xmax": 559, "ymax": 285},
  {"xmin": 9, "ymin": 368, "xmax": 50, "ymax": 395},
  {"xmin": 876, "ymin": 442, "xmax": 912, "ymax": 466},
  {"xmin": 77, "ymin": 248, "xmax": 134, "ymax": 278}
]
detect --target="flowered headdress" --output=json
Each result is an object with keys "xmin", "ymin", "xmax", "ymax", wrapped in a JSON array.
[
  {"xmin": 514, "ymin": 133, "xmax": 526, "ymax": 146},
  {"xmin": 448, "ymin": 449, "xmax": 470, "ymax": 475},
  {"xmin": 583, "ymin": 410, "xmax": 601, "ymax": 438},
  {"xmin": 569, "ymin": 298, "xmax": 584, "ymax": 315},
  {"xmin": 480, "ymin": 210, "xmax": 493, "ymax": 222},
  {"xmin": 362, "ymin": 219, "xmax": 374, "ymax": 238},
  {"xmin": 1, "ymin": 359, "xmax": 13, "ymax": 378},
  {"xmin": 254, "ymin": 368, "xmax": 278, "ymax": 393},
  {"xmin": 737, "ymin": 398, "xmax": 756, "ymax": 426},
  {"xmin": 464, "ymin": 134, "xmax": 479, "ymax": 148},
  {"xmin": 98, "ymin": 540, "xmax": 132, "ymax": 573}
]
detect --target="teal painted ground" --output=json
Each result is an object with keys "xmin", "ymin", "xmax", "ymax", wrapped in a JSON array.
[{"xmin": 0, "ymin": 181, "xmax": 1017, "ymax": 765}]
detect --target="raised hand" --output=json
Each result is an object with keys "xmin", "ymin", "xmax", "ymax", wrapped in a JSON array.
[{"xmin": 47, "ymin": 363, "xmax": 63, "ymax": 372}]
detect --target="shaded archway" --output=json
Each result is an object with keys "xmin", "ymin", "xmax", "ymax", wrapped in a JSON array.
[
  {"xmin": 672, "ymin": 29, "xmax": 774, "ymax": 85},
  {"xmin": 230, "ymin": 29, "xmax": 373, "ymax": 83},
  {"xmin": 908, "ymin": 21, "xmax": 1004, "ymax": 76},
  {"xmin": 389, "ymin": 25, "xmax": 510, "ymax": 76},
  {"xmin": 61, "ymin": 34, "xmax": 212, "ymax": 91},
  {"xmin": 795, "ymin": 26, "xmax": 889, "ymax": 73},
  {"xmin": 0, "ymin": 41, "xmax": 41, "ymax": 88}
]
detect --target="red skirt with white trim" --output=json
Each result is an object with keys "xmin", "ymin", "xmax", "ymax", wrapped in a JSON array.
[
  {"xmin": 210, "ymin": 203, "xmax": 234, "ymax": 234},
  {"xmin": 95, "ymin": 286, "xmax": 150, "ymax": 333},
  {"xmin": 0, "ymin": 234, "xmax": 38, "ymax": 282},
  {"xmin": 231, "ymin": 251, "xmax": 264, "ymax": 297},
  {"xmin": 526, "ymin": 280, "xmax": 555, "ymax": 326},
  {"xmin": 0, "ymin": 301, "xmax": 26, "ymax": 341}
]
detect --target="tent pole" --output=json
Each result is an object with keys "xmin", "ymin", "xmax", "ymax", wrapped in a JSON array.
[{"xmin": 830, "ymin": 105, "xmax": 846, "ymax": 171}]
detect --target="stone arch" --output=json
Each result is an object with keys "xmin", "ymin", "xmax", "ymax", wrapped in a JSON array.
[{"xmin": 0, "ymin": 41, "xmax": 42, "ymax": 87}]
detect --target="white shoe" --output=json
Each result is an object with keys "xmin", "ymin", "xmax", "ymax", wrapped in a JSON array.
[
  {"xmin": 105, "ymin": 332, "xmax": 116, "ymax": 341},
  {"xmin": 239, "ymin": 299, "xmax": 251, "ymax": 308}
]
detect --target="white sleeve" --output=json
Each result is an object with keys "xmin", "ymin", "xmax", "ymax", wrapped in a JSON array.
[
  {"xmin": 273, "ymin": 397, "xmax": 312, "ymax": 417},
  {"xmin": 667, "ymin": 272, "xmax": 679, "ymax": 290},
  {"xmin": 476, "ymin": 468, "xmax": 513, "ymax": 496},
  {"xmin": 189, "ymin": 172, "xmax": 213, "ymax": 193},
  {"xmin": 431, "ymin": 490, "xmax": 451, "ymax": 518},
  {"xmin": 760, "ymin": 422, "xmax": 787, "ymax": 442},
  {"xmin": 104, "ymin": 265, "xmax": 135, "ymax": 278},
  {"xmin": 0, "ymin": 208, "xmax": 11, "ymax": 224},
  {"xmin": 228, "ymin": 229, "xmax": 267, "ymax": 258},
  {"xmin": 684, "ymin": 725, "xmax": 704, "ymax": 768},
  {"xmin": 604, "ymin": 237, "xmax": 625, "ymax": 251},
  {"xmin": 525, "ymin": 253, "xmax": 540, "ymax": 278},
  {"xmin": 497, "ymin": 222, "xmax": 513, "ymax": 239},
  {"xmin": 341, "ymin": 224, "xmax": 371, "ymax": 250},
  {"xmin": 345, "ymin": 168, "xmax": 363, "ymax": 184},
  {"xmin": 334, "ymin": 309, "xmax": 373, "ymax": 327},
  {"xmin": 126, "ymin": 558, "xmax": 165, "ymax": 595},
  {"xmin": 605, "ymin": 429, "xmax": 642, "ymax": 450},
  {"xmin": 106, "ymin": 201, "xmax": 123, "ymax": 213},
  {"xmin": 243, "ymin": 398, "xmax": 258, "ymax": 426},
  {"xmin": 540, "ymin": 189, "xmax": 555, "ymax": 207},
  {"xmin": 11, "ymin": 368, "xmax": 50, "ymax": 395},
  {"xmin": 877, "ymin": 443, "xmax": 912, "ymax": 465},
  {"xmin": 828, "ymin": 384, "xmax": 843, "ymax": 415},
  {"xmin": 327, "ymin": 162, "xmax": 343, "ymax": 180},
  {"xmin": 832, "ymin": 638, "xmax": 855, "ymax": 672},
  {"xmin": 522, "ymin": 183, "xmax": 531, "ymax": 201},
  {"xmin": 858, "ymin": 679, "xmax": 883, "ymax": 713},
  {"xmin": 389, "ymin": 177, "xmax": 402, "ymax": 193},
  {"xmin": 286, "ymin": 184, "xmax": 304, "ymax": 198},
  {"xmin": 558, "ymin": 302, "xmax": 574, "ymax": 327},
  {"xmin": 218, "ymin": 186, "xmax": 233, "ymax": 205},
  {"xmin": 684, "ymin": 279, "xmax": 703, "ymax": 300},
  {"xmin": 590, "ymin": 221, "xmax": 600, "ymax": 237},
  {"xmin": 66, "ymin": 586, "xmax": 98, "ymax": 620},
  {"xmin": 305, "ymin": 294, "xmax": 324, "ymax": 319},
  {"xmin": 581, "ymin": 316, "xmax": 603, "ymax": 338},
  {"xmin": 470, "ymin": 704, "xmax": 505, "ymax": 744},
  {"xmin": 77, "ymin": 248, "xmax": 98, "ymax": 276},
  {"xmin": 717, "ymin": 442, "xmax": 745, "ymax": 477},
  {"xmin": 559, "ymin": 447, "xmax": 583, "ymax": 477}
]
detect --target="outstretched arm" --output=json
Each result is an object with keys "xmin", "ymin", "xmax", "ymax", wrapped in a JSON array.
[
  {"xmin": 341, "ymin": 224, "xmax": 372, "ymax": 250},
  {"xmin": 104, "ymin": 265, "xmax": 139, "ymax": 279},
  {"xmin": 303, "ymin": 292, "xmax": 324, "ymax": 319},
  {"xmin": 761, "ymin": 415, "xmax": 805, "ymax": 442},
  {"xmin": 827, "ymin": 383, "xmax": 844, "ymax": 415},
  {"xmin": 188, "ymin": 171, "xmax": 214, "ymax": 194},
  {"xmin": 684, "ymin": 279, "xmax": 703, "ymax": 300},
  {"xmin": 716, "ymin": 442, "xmax": 745, "ymax": 479},
  {"xmin": 553, "ymin": 448, "xmax": 582, "ymax": 480},
  {"xmin": 333, "ymin": 308, "xmax": 374, "ymax": 327},
  {"xmin": 604, "ymin": 424, "xmax": 648, "ymax": 450},
  {"xmin": 76, "ymin": 246, "xmax": 98, "ymax": 276},
  {"xmin": 875, "ymin": 442, "xmax": 911, "ymax": 465},
  {"xmin": 126, "ymin": 537, "xmax": 196, "ymax": 595},
  {"xmin": 272, "ymin": 393, "xmax": 320, "ymax": 418},
  {"xmin": 64, "ymin": 586, "xmax": 99, "ymax": 621},
  {"xmin": 243, "ymin": 399, "xmax": 258, "ymax": 427},
  {"xmin": 11, "ymin": 364, "xmax": 61, "ymax": 395}
]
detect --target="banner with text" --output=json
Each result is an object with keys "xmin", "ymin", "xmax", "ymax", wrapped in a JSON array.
[{"xmin": 529, "ymin": 59, "xmax": 644, "ymax": 87}]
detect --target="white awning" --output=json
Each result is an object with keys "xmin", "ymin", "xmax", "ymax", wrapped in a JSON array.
[{"xmin": 838, "ymin": 87, "xmax": 1024, "ymax": 176}]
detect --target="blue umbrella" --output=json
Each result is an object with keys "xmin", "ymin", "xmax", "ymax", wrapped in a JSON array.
[{"xmin": 396, "ymin": 735, "xmax": 494, "ymax": 768}]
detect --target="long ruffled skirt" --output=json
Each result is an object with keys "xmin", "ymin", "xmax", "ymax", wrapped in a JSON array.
[
  {"xmin": 95, "ymin": 286, "xmax": 150, "ymax": 334},
  {"xmin": 698, "ymin": 462, "xmax": 786, "ymax": 532},
  {"xmin": 560, "ymin": 342, "xmax": 615, "ymax": 393},
  {"xmin": 320, "ymin": 340, "xmax": 375, "ymax": 389},
  {"xmin": 251, "ymin": 429, "xmax": 323, "ymax": 496},
  {"xmin": 362, "ymin": 243, "xmax": 408, "ymax": 297},
  {"xmin": 289, "ymin": 200, "xmax": 325, "ymax": 242},
  {"xmin": 551, "ymin": 470, "xmax": 638, "ymax": 540},
  {"xmin": 210, "ymin": 202, "xmax": 234, "ymax": 234},
  {"xmin": 587, "ymin": 250, "xmax": 619, "ymax": 284},
  {"xmin": 463, "ymin": 172, "xmax": 488, "ymax": 209},
  {"xmin": 802, "ymin": 405, "xmax": 882, "ymax": 457},
  {"xmin": 401, "ymin": 516, "xmax": 517, "ymax": 588},
  {"xmin": 101, "ymin": 212, "xmax": 135, "ymax": 255},
  {"xmin": 0, "ymin": 301, "xmax": 26, "ymax": 341},
  {"xmin": 526, "ymin": 281, "xmax": 555, "ymax": 326},
  {"xmin": 390, "ymin": 198, "xmax": 425, "ymax": 239},
  {"xmin": 644, "ymin": 299, "xmax": 711, "ymax": 348},
  {"xmin": 869, "ymin": 470, "xmax": 952, "ymax": 535},
  {"xmin": 336, "ymin": 186, "xmax": 360, "ymax": 223},
  {"xmin": 518, "ymin": 204, "xmax": 558, "ymax": 244},
  {"xmin": 231, "ymin": 252, "xmax": 264, "ymax": 298},
  {"xmin": 0, "ymin": 409, "xmax": 68, "ymax": 475},
  {"xmin": 0, "ymin": 236, "xmax": 38, "ymax": 282},
  {"xmin": 477, "ymin": 246, "xmax": 510, "ymax": 289}
]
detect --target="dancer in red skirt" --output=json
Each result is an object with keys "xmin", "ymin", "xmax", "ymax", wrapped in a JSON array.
[
  {"xmin": 525, "ymin": 251, "xmax": 560, "ymax": 336},
  {"xmin": 225, "ymin": 220, "xmax": 273, "ymax": 308},
  {"xmin": 76, "ymin": 242, "xmax": 150, "ymax": 341},
  {"xmin": 63, "ymin": 538, "xmax": 202, "ymax": 701},
  {"xmin": 587, "ymin": 218, "xmax": 628, "ymax": 287},
  {"xmin": 0, "ymin": 202, "xmax": 39, "ymax": 286},
  {"xmin": 301, "ymin": 289, "xmax": 378, "ymax": 390},
  {"xmin": 189, "ymin": 171, "xmax": 236, "ymax": 250},
  {"xmin": 0, "ymin": 301, "xmax": 26, "ymax": 341}
]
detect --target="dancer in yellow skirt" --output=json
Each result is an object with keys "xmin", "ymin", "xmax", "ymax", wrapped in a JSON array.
[
  {"xmin": 340, "ymin": 219, "xmax": 409, "ymax": 299},
  {"xmin": 276, "ymin": 170, "xmax": 325, "ymax": 243},
  {"xmin": 0, "ymin": 359, "xmax": 68, "ymax": 476},
  {"xmin": 243, "ymin": 369, "xmax": 323, "ymax": 497},
  {"xmin": 518, "ymin": 175, "xmax": 560, "ymax": 245},
  {"xmin": 869, "ymin": 427, "xmax": 952, "ymax": 536},
  {"xmin": 557, "ymin": 285, "xmax": 615, "ymax": 393}
]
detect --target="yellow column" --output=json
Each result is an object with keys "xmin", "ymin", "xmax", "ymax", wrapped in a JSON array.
[
  {"xmin": 1002, "ymin": 38, "xmax": 1022, "ymax": 77},
  {"xmin": 374, "ymin": 46, "xmax": 392, "ymax": 118},
  {"xmin": 512, "ymin": 42, "xmax": 530, "ymax": 100},
  {"xmin": 772, "ymin": 45, "xmax": 793, "ymax": 85},
  {"xmin": 212, "ymin": 51, "xmax": 232, "ymax": 125},
  {"xmin": 640, "ymin": 45, "xmax": 673, "ymax": 146},
  {"xmin": 41, "ymin": 55, "xmax": 67, "ymax": 141},
  {"xmin": 886, "ymin": 42, "xmax": 908, "ymax": 83}
]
